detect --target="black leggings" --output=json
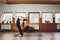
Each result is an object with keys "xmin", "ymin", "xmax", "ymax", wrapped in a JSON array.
[{"xmin": 17, "ymin": 25, "xmax": 23, "ymax": 36}]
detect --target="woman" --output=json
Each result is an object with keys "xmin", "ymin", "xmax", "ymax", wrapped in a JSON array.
[{"xmin": 16, "ymin": 18, "xmax": 23, "ymax": 37}]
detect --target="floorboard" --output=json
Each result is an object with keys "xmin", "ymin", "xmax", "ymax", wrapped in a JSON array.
[{"xmin": 0, "ymin": 32, "xmax": 60, "ymax": 40}]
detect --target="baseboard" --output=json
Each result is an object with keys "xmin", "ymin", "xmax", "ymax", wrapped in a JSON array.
[
  {"xmin": 0, "ymin": 30, "xmax": 59, "ymax": 32},
  {"xmin": 40, "ymin": 30, "xmax": 57, "ymax": 32},
  {"xmin": 56, "ymin": 29, "xmax": 60, "ymax": 32},
  {"xmin": 0, "ymin": 29, "xmax": 18, "ymax": 32}
]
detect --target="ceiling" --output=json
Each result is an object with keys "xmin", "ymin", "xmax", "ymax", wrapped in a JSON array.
[{"xmin": 0, "ymin": 0, "xmax": 60, "ymax": 4}]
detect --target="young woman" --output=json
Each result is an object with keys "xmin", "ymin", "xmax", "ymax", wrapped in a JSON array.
[{"xmin": 16, "ymin": 18, "xmax": 23, "ymax": 37}]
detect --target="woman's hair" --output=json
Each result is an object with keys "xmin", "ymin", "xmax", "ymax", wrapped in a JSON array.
[{"xmin": 23, "ymin": 19, "xmax": 27, "ymax": 21}]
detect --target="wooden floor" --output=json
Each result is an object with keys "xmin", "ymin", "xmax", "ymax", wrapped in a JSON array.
[{"xmin": 0, "ymin": 32, "xmax": 60, "ymax": 40}]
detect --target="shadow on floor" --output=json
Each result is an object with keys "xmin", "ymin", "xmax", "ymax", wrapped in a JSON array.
[{"xmin": 14, "ymin": 33, "xmax": 43, "ymax": 37}]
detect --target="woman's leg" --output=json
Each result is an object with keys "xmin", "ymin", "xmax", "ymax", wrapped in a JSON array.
[
  {"xmin": 17, "ymin": 25, "xmax": 23, "ymax": 36},
  {"xmin": 19, "ymin": 27, "xmax": 23, "ymax": 36}
]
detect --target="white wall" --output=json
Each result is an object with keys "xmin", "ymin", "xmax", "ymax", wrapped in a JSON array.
[
  {"xmin": 0, "ymin": 4, "xmax": 60, "ymax": 15},
  {"xmin": 0, "ymin": 4, "xmax": 60, "ymax": 29}
]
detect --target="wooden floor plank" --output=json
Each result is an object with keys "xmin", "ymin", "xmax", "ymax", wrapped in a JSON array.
[{"xmin": 0, "ymin": 32, "xmax": 60, "ymax": 40}]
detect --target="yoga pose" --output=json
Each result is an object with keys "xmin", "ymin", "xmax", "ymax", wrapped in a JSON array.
[{"xmin": 16, "ymin": 18, "xmax": 23, "ymax": 37}]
